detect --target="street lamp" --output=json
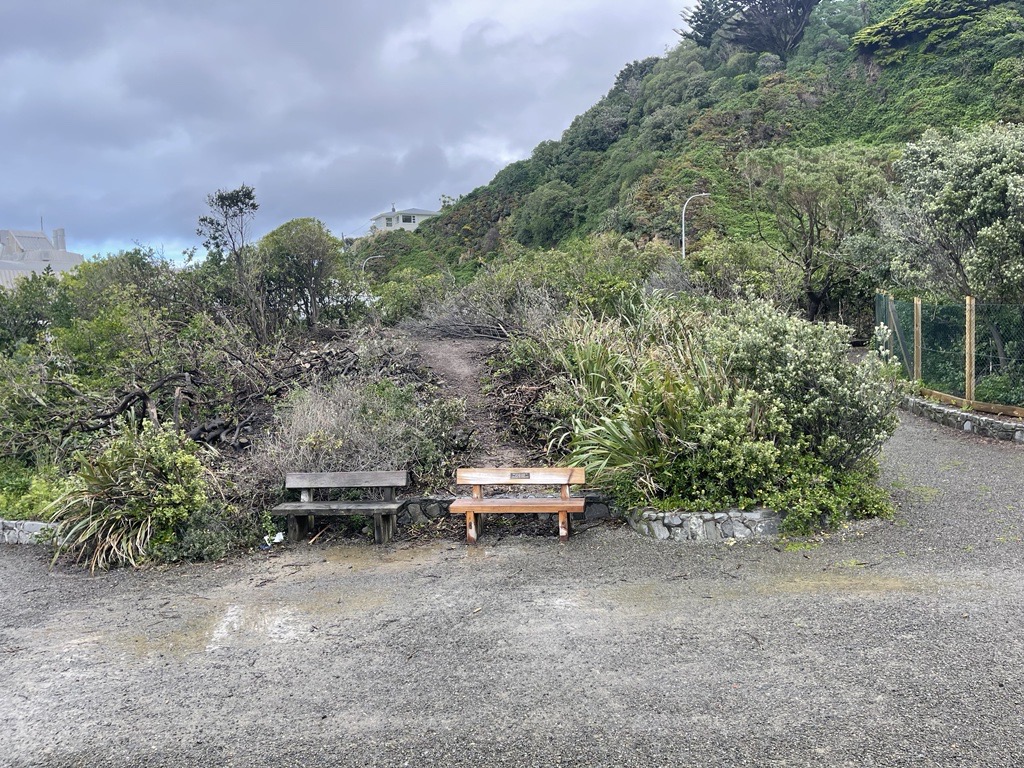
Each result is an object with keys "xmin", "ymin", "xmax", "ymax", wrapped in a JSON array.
[
  {"xmin": 361, "ymin": 254, "xmax": 385, "ymax": 272},
  {"xmin": 681, "ymin": 193, "xmax": 710, "ymax": 261}
]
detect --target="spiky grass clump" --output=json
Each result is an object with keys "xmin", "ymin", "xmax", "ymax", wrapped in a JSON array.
[{"xmin": 50, "ymin": 420, "xmax": 211, "ymax": 572}]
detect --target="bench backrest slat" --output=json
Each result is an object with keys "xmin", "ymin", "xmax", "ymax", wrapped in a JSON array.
[
  {"xmin": 456, "ymin": 467, "xmax": 585, "ymax": 486},
  {"xmin": 285, "ymin": 471, "xmax": 408, "ymax": 489}
]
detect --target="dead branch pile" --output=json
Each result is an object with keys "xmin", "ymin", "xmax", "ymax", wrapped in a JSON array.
[{"xmin": 63, "ymin": 341, "xmax": 361, "ymax": 451}]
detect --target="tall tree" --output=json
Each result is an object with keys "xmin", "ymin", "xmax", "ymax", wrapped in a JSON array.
[
  {"xmin": 260, "ymin": 218, "xmax": 348, "ymax": 329},
  {"xmin": 679, "ymin": 0, "xmax": 737, "ymax": 48},
  {"xmin": 879, "ymin": 123, "xmax": 1024, "ymax": 303},
  {"xmin": 196, "ymin": 185, "xmax": 270, "ymax": 343},
  {"xmin": 679, "ymin": 0, "xmax": 821, "ymax": 56},
  {"xmin": 742, "ymin": 144, "xmax": 891, "ymax": 321}
]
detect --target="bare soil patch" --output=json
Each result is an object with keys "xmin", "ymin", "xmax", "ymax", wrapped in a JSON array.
[{"xmin": 410, "ymin": 334, "xmax": 530, "ymax": 467}]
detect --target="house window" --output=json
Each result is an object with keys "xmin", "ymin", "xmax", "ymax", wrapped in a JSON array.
[
  {"xmin": 385, "ymin": 217, "xmax": 393, "ymax": 227},
  {"xmin": 402, "ymin": 214, "xmax": 415, "ymax": 223}
]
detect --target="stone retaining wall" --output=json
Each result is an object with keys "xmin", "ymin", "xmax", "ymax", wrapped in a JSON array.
[
  {"xmin": 628, "ymin": 508, "xmax": 780, "ymax": 542},
  {"xmin": 904, "ymin": 395, "xmax": 1024, "ymax": 443},
  {"xmin": 1, "ymin": 519, "xmax": 53, "ymax": 545}
]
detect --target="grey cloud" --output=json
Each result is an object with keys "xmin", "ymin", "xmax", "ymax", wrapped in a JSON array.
[{"xmin": 1, "ymin": 1, "xmax": 680, "ymax": 256}]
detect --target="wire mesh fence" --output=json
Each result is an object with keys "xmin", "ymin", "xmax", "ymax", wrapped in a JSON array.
[
  {"xmin": 876, "ymin": 294, "xmax": 1024, "ymax": 411},
  {"xmin": 974, "ymin": 302, "xmax": 1024, "ymax": 406}
]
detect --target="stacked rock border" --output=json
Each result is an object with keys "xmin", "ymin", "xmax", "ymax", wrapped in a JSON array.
[
  {"xmin": 628, "ymin": 507, "xmax": 780, "ymax": 542},
  {"xmin": 1, "ymin": 519, "xmax": 54, "ymax": 545},
  {"xmin": 904, "ymin": 395, "xmax": 1024, "ymax": 443}
]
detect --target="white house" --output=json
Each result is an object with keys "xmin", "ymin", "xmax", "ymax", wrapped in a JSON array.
[
  {"xmin": 369, "ymin": 205, "xmax": 439, "ymax": 233},
  {"xmin": 0, "ymin": 228, "xmax": 84, "ymax": 289}
]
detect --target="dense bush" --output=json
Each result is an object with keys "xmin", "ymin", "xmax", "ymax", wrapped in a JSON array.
[
  {"xmin": 508, "ymin": 295, "xmax": 902, "ymax": 533},
  {"xmin": 413, "ymin": 234, "xmax": 673, "ymax": 337},
  {"xmin": 0, "ymin": 459, "xmax": 68, "ymax": 521},
  {"xmin": 49, "ymin": 420, "xmax": 235, "ymax": 572},
  {"xmin": 374, "ymin": 269, "xmax": 452, "ymax": 326}
]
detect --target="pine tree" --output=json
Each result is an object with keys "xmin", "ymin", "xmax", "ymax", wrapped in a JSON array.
[
  {"xmin": 722, "ymin": 0, "xmax": 822, "ymax": 58},
  {"xmin": 678, "ymin": 0, "xmax": 738, "ymax": 48}
]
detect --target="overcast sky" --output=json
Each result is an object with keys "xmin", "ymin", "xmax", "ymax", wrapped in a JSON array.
[{"xmin": 2, "ymin": 1, "xmax": 682, "ymax": 259}]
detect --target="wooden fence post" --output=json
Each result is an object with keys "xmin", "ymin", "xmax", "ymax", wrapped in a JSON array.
[
  {"xmin": 965, "ymin": 295, "xmax": 976, "ymax": 402},
  {"xmin": 913, "ymin": 297, "xmax": 922, "ymax": 381}
]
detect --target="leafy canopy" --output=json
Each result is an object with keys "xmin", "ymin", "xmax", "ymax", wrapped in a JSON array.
[{"xmin": 879, "ymin": 122, "xmax": 1024, "ymax": 302}]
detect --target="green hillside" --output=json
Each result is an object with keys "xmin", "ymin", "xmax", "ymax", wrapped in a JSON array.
[{"xmin": 355, "ymin": 0, "xmax": 1024, "ymax": 318}]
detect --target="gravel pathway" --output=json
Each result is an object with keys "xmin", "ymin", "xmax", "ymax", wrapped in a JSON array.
[{"xmin": 1, "ymin": 412, "xmax": 1023, "ymax": 767}]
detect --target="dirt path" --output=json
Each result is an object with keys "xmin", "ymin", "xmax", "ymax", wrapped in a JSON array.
[
  {"xmin": 410, "ymin": 334, "xmax": 530, "ymax": 467},
  {"xmin": 3, "ymin": 413, "xmax": 1024, "ymax": 767}
]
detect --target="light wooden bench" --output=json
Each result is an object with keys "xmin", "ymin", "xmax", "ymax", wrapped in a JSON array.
[
  {"xmin": 449, "ymin": 467, "xmax": 586, "ymax": 544},
  {"xmin": 270, "ymin": 471, "xmax": 407, "ymax": 545}
]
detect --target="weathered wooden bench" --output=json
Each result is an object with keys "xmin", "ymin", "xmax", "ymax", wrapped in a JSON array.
[
  {"xmin": 449, "ymin": 467, "xmax": 586, "ymax": 544},
  {"xmin": 270, "ymin": 471, "xmax": 407, "ymax": 545}
]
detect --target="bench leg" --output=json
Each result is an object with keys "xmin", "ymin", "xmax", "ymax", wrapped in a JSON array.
[
  {"xmin": 373, "ymin": 513, "xmax": 389, "ymax": 545},
  {"xmin": 287, "ymin": 514, "xmax": 309, "ymax": 543},
  {"xmin": 466, "ymin": 511, "xmax": 478, "ymax": 544},
  {"xmin": 558, "ymin": 510, "xmax": 570, "ymax": 543},
  {"xmin": 373, "ymin": 513, "xmax": 396, "ymax": 545}
]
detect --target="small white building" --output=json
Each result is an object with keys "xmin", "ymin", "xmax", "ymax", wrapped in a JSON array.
[
  {"xmin": 0, "ymin": 228, "xmax": 84, "ymax": 290},
  {"xmin": 370, "ymin": 205, "xmax": 439, "ymax": 233}
]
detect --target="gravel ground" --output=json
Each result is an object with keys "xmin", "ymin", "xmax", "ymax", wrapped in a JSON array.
[{"xmin": 2, "ymin": 412, "xmax": 1023, "ymax": 767}]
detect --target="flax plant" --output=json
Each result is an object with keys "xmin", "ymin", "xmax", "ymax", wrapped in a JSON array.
[{"xmin": 49, "ymin": 419, "xmax": 210, "ymax": 572}]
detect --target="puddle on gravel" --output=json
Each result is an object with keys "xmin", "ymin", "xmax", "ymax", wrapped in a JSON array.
[
  {"xmin": 755, "ymin": 573, "xmax": 924, "ymax": 595},
  {"xmin": 120, "ymin": 590, "xmax": 392, "ymax": 658},
  {"xmin": 464, "ymin": 546, "xmax": 499, "ymax": 560}
]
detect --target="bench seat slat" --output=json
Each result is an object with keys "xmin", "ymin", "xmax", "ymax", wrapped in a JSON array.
[
  {"xmin": 271, "ymin": 501, "xmax": 403, "ymax": 515},
  {"xmin": 449, "ymin": 498, "xmax": 585, "ymax": 514},
  {"xmin": 284, "ymin": 471, "xmax": 408, "ymax": 489}
]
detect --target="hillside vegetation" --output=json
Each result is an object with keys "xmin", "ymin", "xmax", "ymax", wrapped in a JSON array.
[
  {"xmin": 4, "ymin": 0, "xmax": 1024, "ymax": 567},
  {"xmin": 358, "ymin": 0, "xmax": 1024, "ymax": 326}
]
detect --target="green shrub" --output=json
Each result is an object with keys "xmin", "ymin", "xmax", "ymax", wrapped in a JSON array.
[
  {"xmin": 153, "ymin": 504, "xmax": 265, "ymax": 563},
  {"xmin": 0, "ymin": 458, "xmax": 32, "ymax": 518},
  {"xmin": 532, "ymin": 295, "xmax": 902, "ymax": 531},
  {"xmin": 766, "ymin": 460, "xmax": 894, "ymax": 535},
  {"xmin": 374, "ymin": 269, "xmax": 450, "ymax": 325},
  {"xmin": 420, "ymin": 234, "xmax": 670, "ymax": 337},
  {"xmin": 0, "ymin": 461, "xmax": 69, "ymax": 521},
  {"xmin": 50, "ymin": 420, "xmax": 214, "ymax": 571},
  {"xmin": 975, "ymin": 371, "xmax": 1024, "ymax": 406},
  {"xmin": 706, "ymin": 301, "xmax": 904, "ymax": 472}
]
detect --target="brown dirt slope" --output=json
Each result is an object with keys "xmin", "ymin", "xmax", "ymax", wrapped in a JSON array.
[{"xmin": 409, "ymin": 334, "xmax": 531, "ymax": 467}]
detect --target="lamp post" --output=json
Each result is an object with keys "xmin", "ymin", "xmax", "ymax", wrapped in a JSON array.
[
  {"xmin": 361, "ymin": 254, "xmax": 385, "ymax": 272},
  {"xmin": 681, "ymin": 193, "xmax": 710, "ymax": 261}
]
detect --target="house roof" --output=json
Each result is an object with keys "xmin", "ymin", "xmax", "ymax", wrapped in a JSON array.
[
  {"xmin": 0, "ymin": 269, "xmax": 25, "ymax": 290},
  {"xmin": 370, "ymin": 208, "xmax": 439, "ymax": 220},
  {"xmin": 0, "ymin": 254, "xmax": 84, "ymax": 289},
  {"xmin": 2, "ymin": 230, "xmax": 54, "ymax": 254}
]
